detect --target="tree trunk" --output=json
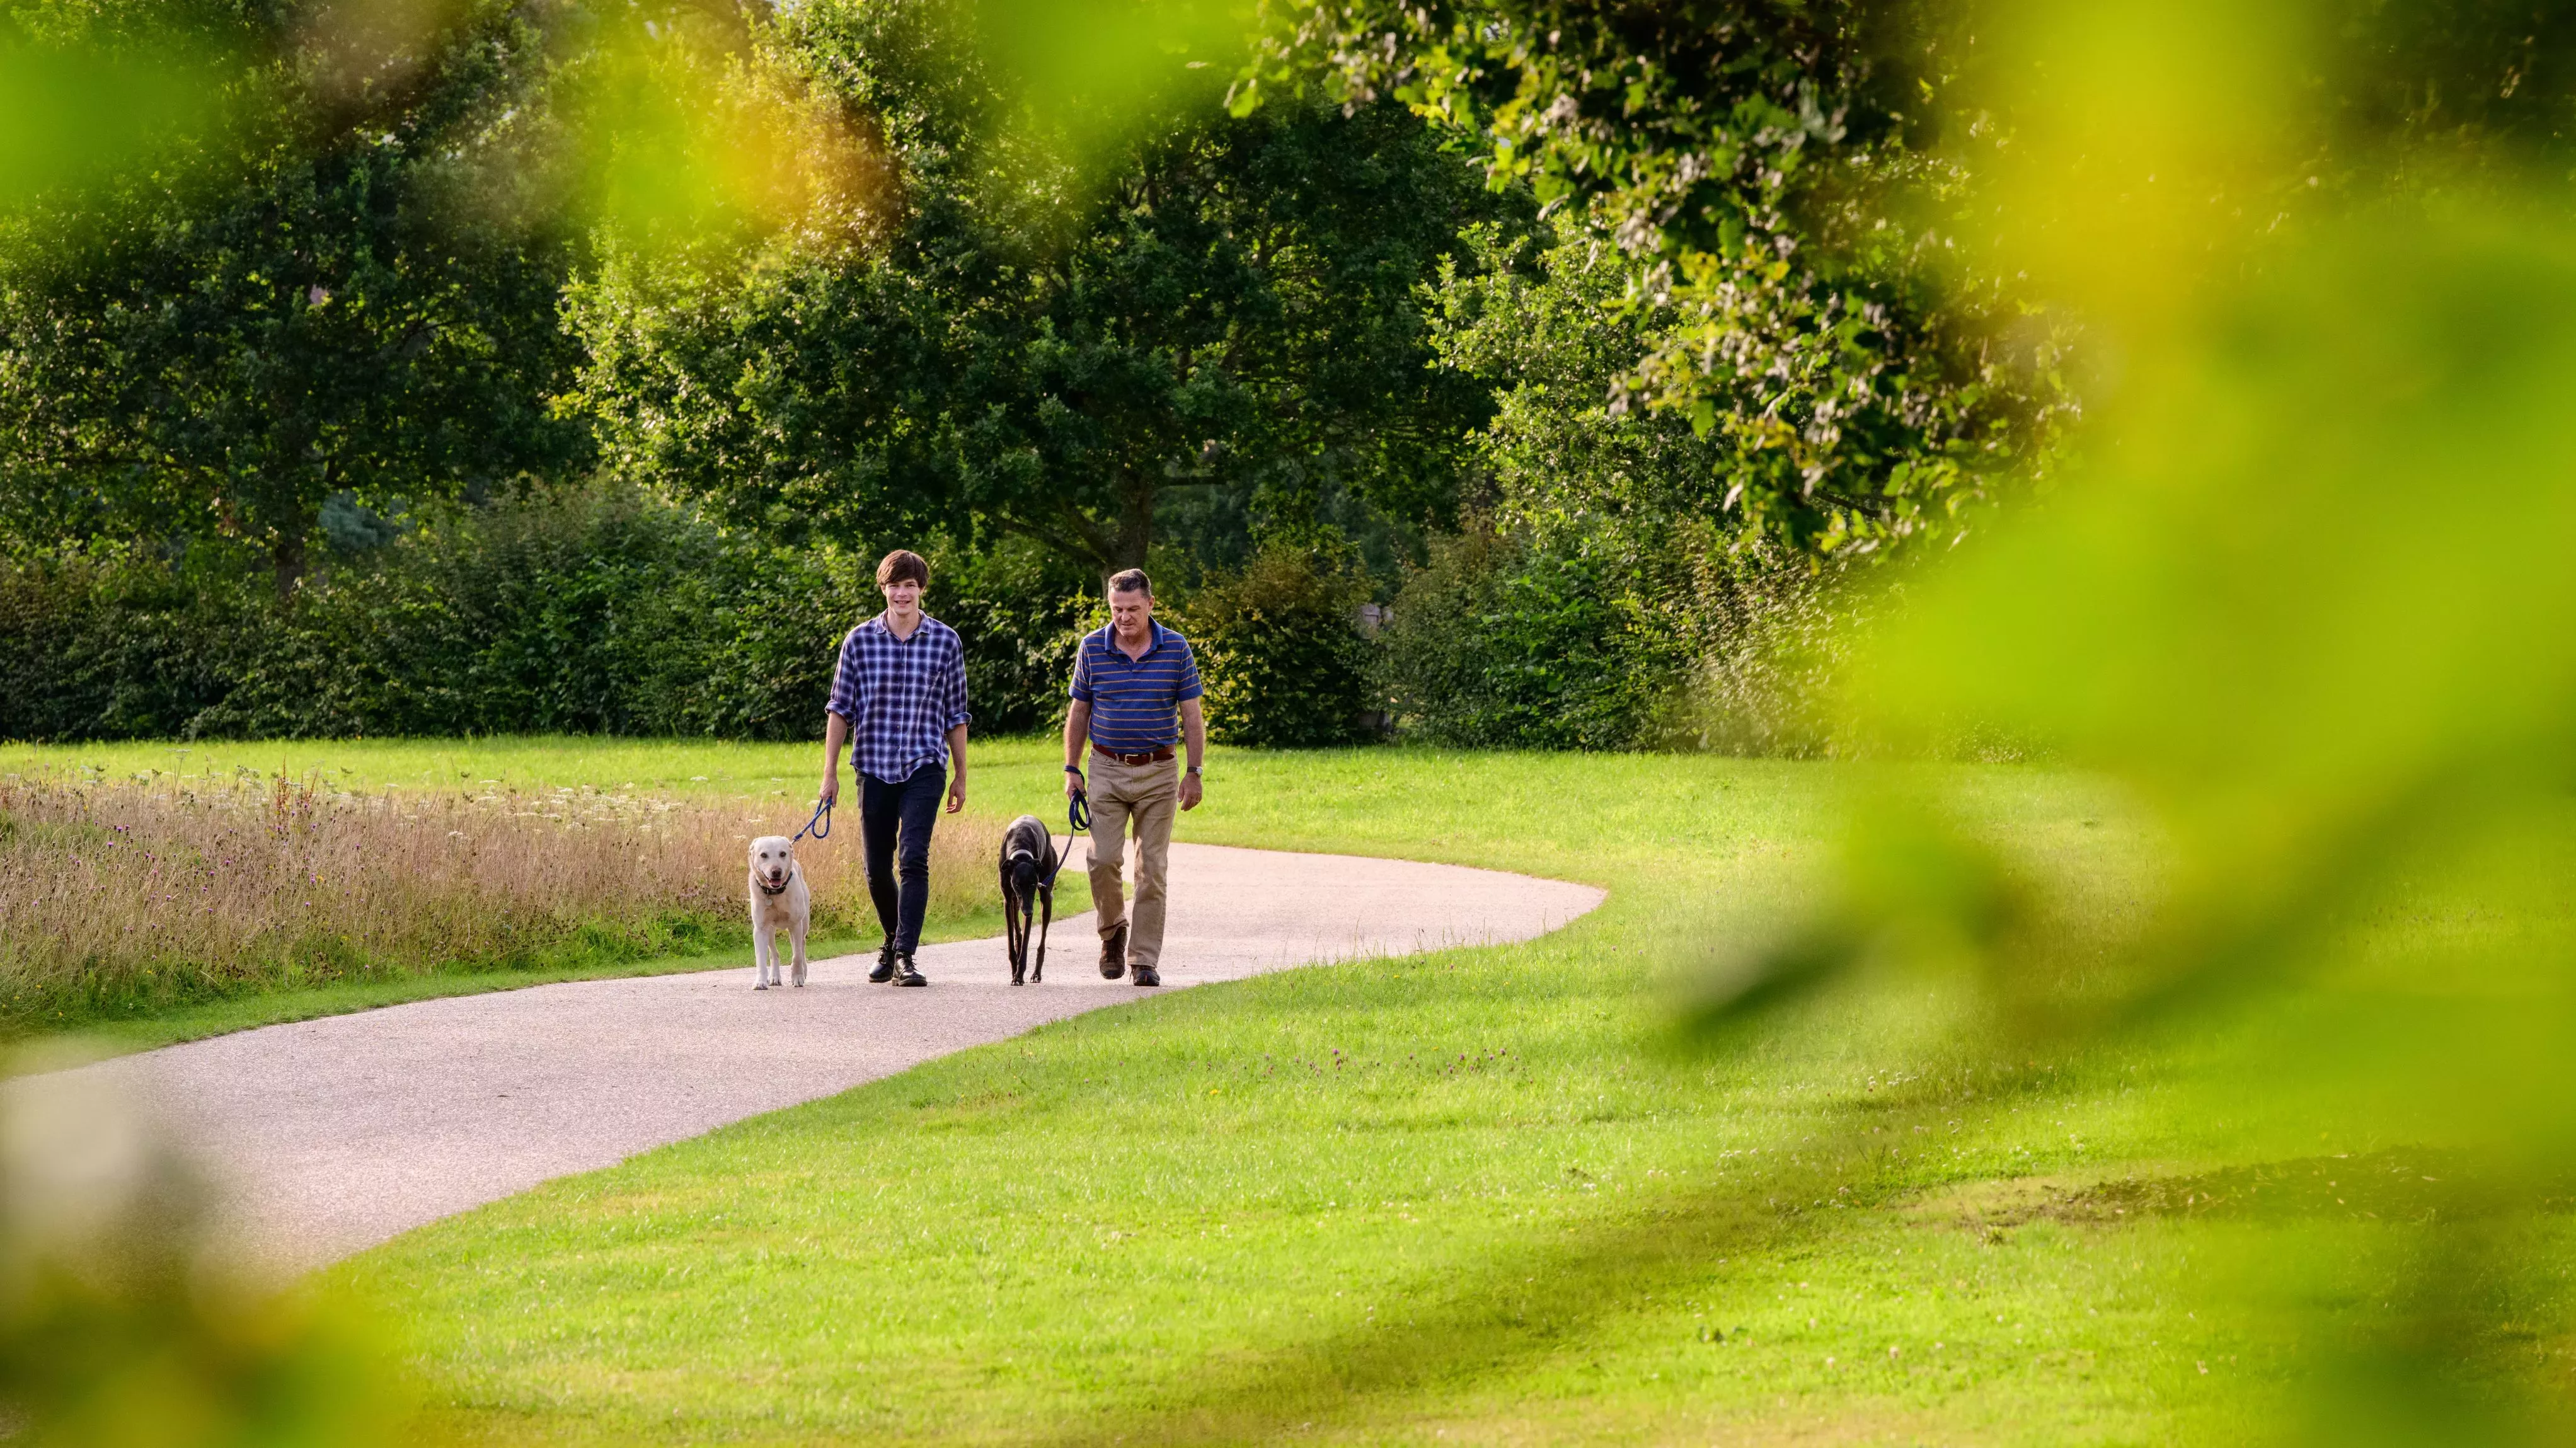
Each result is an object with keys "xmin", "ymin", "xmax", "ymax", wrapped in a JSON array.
[
  {"xmin": 270, "ymin": 529, "xmax": 308, "ymax": 604},
  {"xmin": 1106, "ymin": 474, "xmax": 1154, "ymax": 579}
]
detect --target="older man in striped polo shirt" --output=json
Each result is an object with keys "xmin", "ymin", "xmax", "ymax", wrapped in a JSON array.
[{"xmin": 1062, "ymin": 568, "xmax": 1204, "ymax": 988}]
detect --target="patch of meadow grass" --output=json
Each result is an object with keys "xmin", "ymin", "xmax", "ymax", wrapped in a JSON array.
[{"xmin": 0, "ymin": 753, "xmax": 1016, "ymax": 1045}]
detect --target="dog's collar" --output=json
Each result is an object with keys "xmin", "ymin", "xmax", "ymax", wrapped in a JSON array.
[{"xmin": 756, "ymin": 873, "xmax": 791, "ymax": 897}]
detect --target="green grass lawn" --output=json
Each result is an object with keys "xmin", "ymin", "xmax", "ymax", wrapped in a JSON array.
[
  {"xmin": 14, "ymin": 739, "xmax": 2530, "ymax": 1440},
  {"xmin": 271, "ymin": 745, "xmax": 2292, "ymax": 1446},
  {"xmin": 0, "ymin": 735, "xmax": 1076, "ymax": 811}
]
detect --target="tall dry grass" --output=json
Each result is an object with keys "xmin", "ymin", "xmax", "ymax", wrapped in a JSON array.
[{"xmin": 0, "ymin": 771, "xmax": 1001, "ymax": 1030}]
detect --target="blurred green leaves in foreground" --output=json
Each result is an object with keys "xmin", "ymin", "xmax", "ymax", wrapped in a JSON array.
[
  {"xmin": 0, "ymin": 1057, "xmax": 401, "ymax": 1447},
  {"xmin": 0, "ymin": 0, "xmax": 1245, "ymax": 244},
  {"xmin": 1697, "ymin": 1, "xmax": 2576, "ymax": 1440},
  {"xmin": 0, "ymin": 30, "xmax": 231, "ymax": 208}
]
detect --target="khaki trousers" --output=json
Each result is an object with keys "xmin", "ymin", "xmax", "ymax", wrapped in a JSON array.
[{"xmin": 1085, "ymin": 752, "xmax": 1178, "ymax": 970}]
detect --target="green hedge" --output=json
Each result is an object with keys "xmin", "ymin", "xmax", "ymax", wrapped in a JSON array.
[
  {"xmin": 0, "ymin": 490, "xmax": 1093, "ymax": 743},
  {"xmin": 2, "ymin": 490, "xmax": 1843, "ymax": 752},
  {"xmin": 1374, "ymin": 529, "xmax": 1681, "ymax": 750},
  {"xmin": 1177, "ymin": 541, "xmax": 1374, "ymax": 748}
]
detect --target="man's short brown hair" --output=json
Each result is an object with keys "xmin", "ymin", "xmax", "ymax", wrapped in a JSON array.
[
  {"xmin": 877, "ymin": 549, "xmax": 929, "ymax": 589},
  {"xmin": 1107, "ymin": 567, "xmax": 1151, "ymax": 597}
]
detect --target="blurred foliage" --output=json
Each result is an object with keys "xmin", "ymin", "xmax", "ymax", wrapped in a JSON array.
[
  {"xmin": 1621, "ymin": 0, "xmax": 2576, "ymax": 1440},
  {"xmin": 0, "ymin": 484, "xmax": 1090, "ymax": 740},
  {"xmin": 1175, "ymin": 537, "xmax": 1373, "ymax": 747},
  {"xmin": 969, "ymin": 0, "xmax": 1249, "ymax": 188},
  {"xmin": 0, "ymin": 1062, "xmax": 403, "ymax": 1445},
  {"xmin": 0, "ymin": 4, "xmax": 239, "ymax": 209}
]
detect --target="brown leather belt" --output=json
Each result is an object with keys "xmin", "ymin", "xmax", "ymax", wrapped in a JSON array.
[{"xmin": 1095, "ymin": 747, "xmax": 1174, "ymax": 766}]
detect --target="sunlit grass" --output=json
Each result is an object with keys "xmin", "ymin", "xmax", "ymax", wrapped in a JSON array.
[
  {"xmin": 15, "ymin": 740, "xmax": 2551, "ymax": 1438},
  {"xmin": 323, "ymin": 747, "xmax": 2320, "ymax": 1445},
  {"xmin": 0, "ymin": 735, "xmax": 1065, "ymax": 805}
]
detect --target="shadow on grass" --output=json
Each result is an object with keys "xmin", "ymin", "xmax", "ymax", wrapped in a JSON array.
[{"xmin": 1037, "ymin": 1078, "xmax": 1996, "ymax": 1447}]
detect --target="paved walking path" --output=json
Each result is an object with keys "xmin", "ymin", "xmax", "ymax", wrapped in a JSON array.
[{"xmin": 37, "ymin": 842, "xmax": 1603, "ymax": 1270}]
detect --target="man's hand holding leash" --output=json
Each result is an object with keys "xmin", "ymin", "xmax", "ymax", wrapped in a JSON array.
[{"xmin": 819, "ymin": 713, "xmax": 846, "ymax": 810}]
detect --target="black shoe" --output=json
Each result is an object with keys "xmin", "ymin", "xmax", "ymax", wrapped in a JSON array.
[
  {"xmin": 892, "ymin": 953, "xmax": 927, "ymax": 987},
  {"xmin": 868, "ymin": 941, "xmax": 896, "ymax": 984},
  {"xmin": 1132, "ymin": 963, "xmax": 1161, "ymax": 988},
  {"xmin": 1099, "ymin": 923, "xmax": 1128, "ymax": 980}
]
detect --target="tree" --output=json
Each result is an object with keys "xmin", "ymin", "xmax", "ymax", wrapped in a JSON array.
[
  {"xmin": 0, "ymin": 0, "xmax": 590, "ymax": 597},
  {"xmin": 575, "ymin": 0, "xmax": 1507, "ymax": 578},
  {"xmin": 1239, "ymin": 0, "xmax": 2576, "ymax": 556},
  {"xmin": 1234, "ymin": 0, "xmax": 2062, "ymax": 554}
]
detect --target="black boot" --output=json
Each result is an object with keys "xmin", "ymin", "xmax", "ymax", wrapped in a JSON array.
[
  {"xmin": 1132, "ymin": 962, "xmax": 1161, "ymax": 988},
  {"xmin": 892, "ymin": 953, "xmax": 928, "ymax": 987},
  {"xmin": 868, "ymin": 939, "xmax": 897, "ymax": 984},
  {"xmin": 1099, "ymin": 922, "xmax": 1128, "ymax": 980}
]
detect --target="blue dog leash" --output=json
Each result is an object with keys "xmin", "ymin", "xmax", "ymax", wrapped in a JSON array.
[{"xmin": 794, "ymin": 797, "xmax": 832, "ymax": 842}]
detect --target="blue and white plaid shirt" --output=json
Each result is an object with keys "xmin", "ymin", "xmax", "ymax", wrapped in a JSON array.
[{"xmin": 827, "ymin": 614, "xmax": 970, "ymax": 783}]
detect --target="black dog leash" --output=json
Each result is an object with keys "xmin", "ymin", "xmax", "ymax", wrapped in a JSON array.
[
  {"xmin": 1045, "ymin": 791, "xmax": 1090, "ymax": 887},
  {"xmin": 794, "ymin": 797, "xmax": 832, "ymax": 842}
]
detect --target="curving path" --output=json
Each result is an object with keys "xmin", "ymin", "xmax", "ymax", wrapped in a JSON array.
[{"xmin": 37, "ymin": 842, "xmax": 1604, "ymax": 1270}]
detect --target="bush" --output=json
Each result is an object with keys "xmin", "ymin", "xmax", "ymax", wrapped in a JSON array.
[
  {"xmin": 1178, "ymin": 541, "xmax": 1374, "ymax": 748},
  {"xmin": 1376, "ymin": 527, "xmax": 1681, "ymax": 750},
  {"xmin": 933, "ymin": 544, "xmax": 1096, "ymax": 735},
  {"xmin": 0, "ymin": 546, "xmax": 251, "ymax": 742},
  {"xmin": 0, "ymin": 487, "xmax": 1090, "ymax": 742},
  {"xmin": 1650, "ymin": 537, "xmax": 1859, "ymax": 757}
]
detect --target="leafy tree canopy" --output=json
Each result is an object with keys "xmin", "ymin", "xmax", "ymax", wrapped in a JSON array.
[
  {"xmin": 1235, "ymin": 0, "xmax": 2040, "ymax": 553},
  {"xmin": 1237, "ymin": 0, "xmax": 2576, "ymax": 553},
  {"xmin": 0, "ymin": 0, "xmax": 591, "ymax": 595},
  {"xmin": 574, "ymin": 0, "xmax": 1510, "ymax": 578}
]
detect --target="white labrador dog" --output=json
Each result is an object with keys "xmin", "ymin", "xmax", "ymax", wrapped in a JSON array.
[{"xmin": 746, "ymin": 835, "xmax": 810, "ymax": 990}]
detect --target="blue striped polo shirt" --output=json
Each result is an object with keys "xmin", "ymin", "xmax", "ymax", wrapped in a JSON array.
[{"xmin": 1069, "ymin": 622, "xmax": 1202, "ymax": 754}]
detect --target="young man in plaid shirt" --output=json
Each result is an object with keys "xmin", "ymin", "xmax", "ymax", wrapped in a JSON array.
[{"xmin": 819, "ymin": 549, "xmax": 970, "ymax": 987}]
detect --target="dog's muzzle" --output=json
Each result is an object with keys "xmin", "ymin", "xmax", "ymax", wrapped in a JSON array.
[{"xmin": 756, "ymin": 871, "xmax": 791, "ymax": 896}]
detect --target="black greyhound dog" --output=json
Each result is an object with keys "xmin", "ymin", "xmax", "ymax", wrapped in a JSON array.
[{"xmin": 999, "ymin": 813, "xmax": 1066, "ymax": 985}]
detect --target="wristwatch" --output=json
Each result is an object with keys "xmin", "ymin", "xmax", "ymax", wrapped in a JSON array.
[{"xmin": 1185, "ymin": 766, "xmax": 1202, "ymax": 776}]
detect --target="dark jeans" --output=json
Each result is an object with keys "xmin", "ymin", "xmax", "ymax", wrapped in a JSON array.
[{"xmin": 860, "ymin": 762, "xmax": 945, "ymax": 955}]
